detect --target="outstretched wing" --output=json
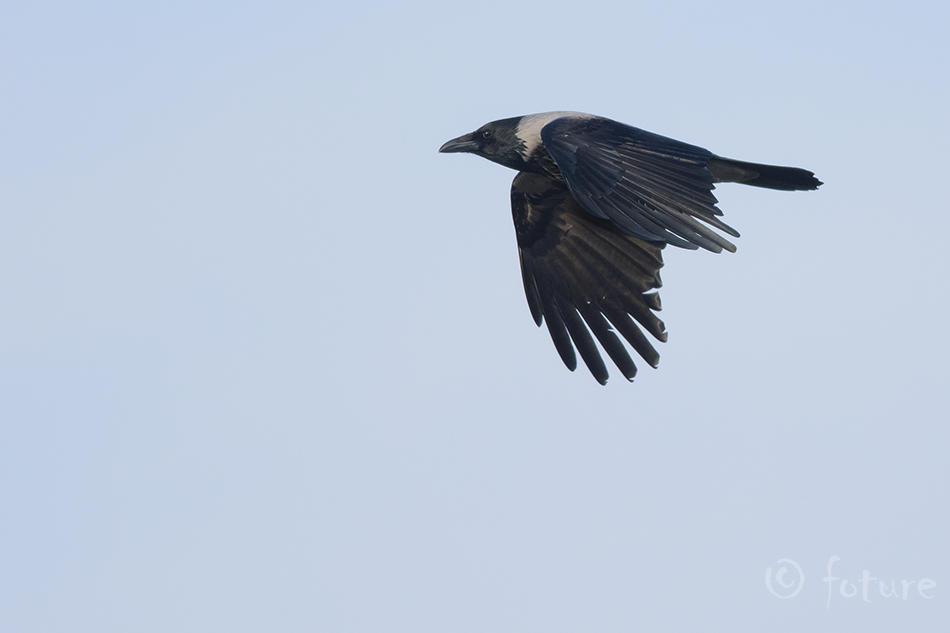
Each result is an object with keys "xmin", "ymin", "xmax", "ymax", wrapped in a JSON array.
[
  {"xmin": 511, "ymin": 171, "xmax": 667, "ymax": 385},
  {"xmin": 540, "ymin": 115, "xmax": 740, "ymax": 253}
]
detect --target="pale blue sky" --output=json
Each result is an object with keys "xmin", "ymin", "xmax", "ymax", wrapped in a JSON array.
[{"xmin": 1, "ymin": 1, "xmax": 948, "ymax": 631}]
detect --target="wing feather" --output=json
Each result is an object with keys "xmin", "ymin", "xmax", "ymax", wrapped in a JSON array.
[
  {"xmin": 511, "ymin": 171, "xmax": 667, "ymax": 384},
  {"xmin": 541, "ymin": 115, "xmax": 741, "ymax": 252},
  {"xmin": 534, "ymin": 273, "xmax": 577, "ymax": 371}
]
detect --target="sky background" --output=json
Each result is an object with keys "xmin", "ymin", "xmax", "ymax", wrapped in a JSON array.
[{"xmin": 1, "ymin": 1, "xmax": 948, "ymax": 631}]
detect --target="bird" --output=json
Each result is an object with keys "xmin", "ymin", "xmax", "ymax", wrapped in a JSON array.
[{"xmin": 439, "ymin": 112, "xmax": 821, "ymax": 384}]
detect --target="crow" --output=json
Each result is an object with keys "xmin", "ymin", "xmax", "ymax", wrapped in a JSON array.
[{"xmin": 439, "ymin": 112, "xmax": 821, "ymax": 384}]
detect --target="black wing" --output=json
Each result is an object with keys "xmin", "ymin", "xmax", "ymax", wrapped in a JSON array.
[
  {"xmin": 540, "ymin": 115, "xmax": 741, "ymax": 253},
  {"xmin": 511, "ymin": 171, "xmax": 667, "ymax": 385}
]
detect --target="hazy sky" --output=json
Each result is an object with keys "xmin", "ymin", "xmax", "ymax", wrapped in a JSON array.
[{"xmin": 2, "ymin": 1, "xmax": 948, "ymax": 631}]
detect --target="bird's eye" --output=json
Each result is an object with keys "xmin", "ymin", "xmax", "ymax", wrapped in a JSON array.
[{"xmin": 481, "ymin": 129, "xmax": 493, "ymax": 139}]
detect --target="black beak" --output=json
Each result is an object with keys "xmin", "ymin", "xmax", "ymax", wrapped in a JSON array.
[{"xmin": 439, "ymin": 132, "xmax": 478, "ymax": 154}]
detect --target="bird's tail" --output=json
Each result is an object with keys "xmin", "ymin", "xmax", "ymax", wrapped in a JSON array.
[{"xmin": 707, "ymin": 157, "xmax": 822, "ymax": 191}]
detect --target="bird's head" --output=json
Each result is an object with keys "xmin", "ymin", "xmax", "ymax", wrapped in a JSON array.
[{"xmin": 439, "ymin": 117, "xmax": 529, "ymax": 171}]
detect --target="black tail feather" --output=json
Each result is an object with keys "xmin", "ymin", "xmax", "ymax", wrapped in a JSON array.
[{"xmin": 708, "ymin": 157, "xmax": 822, "ymax": 191}]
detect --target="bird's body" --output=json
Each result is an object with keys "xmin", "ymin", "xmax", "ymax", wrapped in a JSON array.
[{"xmin": 440, "ymin": 112, "xmax": 821, "ymax": 384}]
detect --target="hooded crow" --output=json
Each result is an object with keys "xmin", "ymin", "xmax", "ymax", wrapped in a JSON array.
[{"xmin": 439, "ymin": 112, "xmax": 821, "ymax": 384}]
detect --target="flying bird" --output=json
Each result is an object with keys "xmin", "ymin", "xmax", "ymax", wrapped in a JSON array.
[{"xmin": 439, "ymin": 112, "xmax": 821, "ymax": 384}]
